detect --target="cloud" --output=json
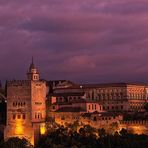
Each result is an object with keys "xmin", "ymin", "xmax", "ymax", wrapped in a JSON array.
[{"xmin": 0, "ymin": 0, "xmax": 148, "ymax": 84}]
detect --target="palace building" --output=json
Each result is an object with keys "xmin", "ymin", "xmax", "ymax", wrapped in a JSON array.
[
  {"xmin": 50, "ymin": 82, "xmax": 148, "ymax": 112},
  {"xmin": 2, "ymin": 60, "xmax": 148, "ymax": 145}
]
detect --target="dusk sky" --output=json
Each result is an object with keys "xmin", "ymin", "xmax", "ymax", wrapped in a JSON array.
[{"xmin": 0, "ymin": 0, "xmax": 148, "ymax": 84}]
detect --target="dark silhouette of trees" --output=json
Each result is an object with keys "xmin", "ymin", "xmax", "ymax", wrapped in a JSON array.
[
  {"xmin": 144, "ymin": 103, "xmax": 148, "ymax": 112},
  {"xmin": 37, "ymin": 126, "xmax": 148, "ymax": 148},
  {"xmin": 0, "ymin": 137, "xmax": 32, "ymax": 148}
]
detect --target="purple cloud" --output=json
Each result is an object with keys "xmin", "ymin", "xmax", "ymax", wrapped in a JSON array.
[{"xmin": 0, "ymin": 0, "xmax": 148, "ymax": 84}]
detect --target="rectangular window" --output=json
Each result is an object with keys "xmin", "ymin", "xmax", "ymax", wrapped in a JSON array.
[
  {"xmin": 18, "ymin": 114, "xmax": 21, "ymax": 119},
  {"xmin": 13, "ymin": 114, "xmax": 16, "ymax": 120},
  {"xmin": 89, "ymin": 105, "xmax": 91, "ymax": 110},
  {"xmin": 23, "ymin": 114, "xmax": 26, "ymax": 119}
]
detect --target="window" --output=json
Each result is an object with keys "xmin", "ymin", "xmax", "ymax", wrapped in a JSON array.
[
  {"xmin": 13, "ymin": 114, "xmax": 16, "ymax": 120},
  {"xmin": 23, "ymin": 114, "xmax": 26, "ymax": 119},
  {"xmin": 13, "ymin": 102, "xmax": 15, "ymax": 107},
  {"xmin": 95, "ymin": 104, "xmax": 97, "ymax": 110},
  {"xmin": 18, "ymin": 114, "xmax": 21, "ymax": 119},
  {"xmin": 89, "ymin": 105, "xmax": 91, "ymax": 110},
  {"xmin": 35, "ymin": 102, "xmax": 42, "ymax": 105},
  {"xmin": 92, "ymin": 104, "xmax": 94, "ymax": 110},
  {"xmin": 94, "ymin": 117, "xmax": 97, "ymax": 121}
]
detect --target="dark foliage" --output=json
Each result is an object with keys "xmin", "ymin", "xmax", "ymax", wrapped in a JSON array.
[
  {"xmin": 144, "ymin": 103, "xmax": 148, "ymax": 112},
  {"xmin": 0, "ymin": 137, "xmax": 32, "ymax": 148},
  {"xmin": 37, "ymin": 126, "xmax": 148, "ymax": 148}
]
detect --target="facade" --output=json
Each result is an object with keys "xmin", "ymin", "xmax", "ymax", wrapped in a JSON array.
[
  {"xmin": 4, "ymin": 60, "xmax": 46, "ymax": 145},
  {"xmin": 52, "ymin": 83, "xmax": 148, "ymax": 112}
]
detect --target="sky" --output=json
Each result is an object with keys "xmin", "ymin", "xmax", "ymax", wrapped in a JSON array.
[{"xmin": 0, "ymin": 0, "xmax": 148, "ymax": 84}]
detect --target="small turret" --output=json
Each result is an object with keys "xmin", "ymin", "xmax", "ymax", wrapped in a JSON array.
[{"xmin": 27, "ymin": 57, "xmax": 40, "ymax": 81}]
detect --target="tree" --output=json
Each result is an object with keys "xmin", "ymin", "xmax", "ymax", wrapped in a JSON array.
[
  {"xmin": 0, "ymin": 137, "xmax": 32, "ymax": 148},
  {"xmin": 144, "ymin": 103, "xmax": 148, "ymax": 112},
  {"xmin": 98, "ymin": 128, "xmax": 106, "ymax": 138}
]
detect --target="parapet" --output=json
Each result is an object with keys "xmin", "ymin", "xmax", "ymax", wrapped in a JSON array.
[{"xmin": 7, "ymin": 80, "xmax": 31, "ymax": 87}]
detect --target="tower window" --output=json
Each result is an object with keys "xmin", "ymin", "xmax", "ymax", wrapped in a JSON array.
[
  {"xmin": 17, "ymin": 114, "xmax": 21, "ymax": 119},
  {"xmin": 13, "ymin": 114, "xmax": 16, "ymax": 120},
  {"xmin": 23, "ymin": 114, "xmax": 26, "ymax": 119},
  {"xmin": 13, "ymin": 102, "xmax": 15, "ymax": 107}
]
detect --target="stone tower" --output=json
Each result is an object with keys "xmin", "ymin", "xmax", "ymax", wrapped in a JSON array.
[
  {"xmin": 4, "ymin": 59, "xmax": 46, "ymax": 145},
  {"xmin": 27, "ymin": 57, "xmax": 40, "ymax": 81}
]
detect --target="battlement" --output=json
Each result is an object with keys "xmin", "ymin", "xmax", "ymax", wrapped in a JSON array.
[
  {"xmin": 120, "ymin": 120, "xmax": 148, "ymax": 125},
  {"xmin": 7, "ymin": 80, "xmax": 31, "ymax": 87}
]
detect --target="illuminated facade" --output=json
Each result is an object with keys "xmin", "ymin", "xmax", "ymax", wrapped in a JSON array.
[
  {"xmin": 52, "ymin": 83, "xmax": 148, "ymax": 112},
  {"xmin": 4, "ymin": 59, "xmax": 46, "ymax": 145},
  {"xmin": 2, "ymin": 60, "xmax": 148, "ymax": 145}
]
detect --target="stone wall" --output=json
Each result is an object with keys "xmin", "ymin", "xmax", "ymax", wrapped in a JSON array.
[{"xmin": 119, "ymin": 121, "xmax": 148, "ymax": 135}]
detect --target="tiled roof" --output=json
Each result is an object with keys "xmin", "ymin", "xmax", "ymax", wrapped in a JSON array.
[
  {"xmin": 49, "ymin": 92, "xmax": 85, "ymax": 97},
  {"xmin": 52, "ymin": 102, "xmax": 72, "ymax": 105},
  {"xmin": 82, "ymin": 112, "xmax": 122, "ymax": 117},
  {"xmin": 55, "ymin": 82, "xmax": 148, "ymax": 89},
  {"xmin": 56, "ymin": 107, "xmax": 85, "ymax": 112}
]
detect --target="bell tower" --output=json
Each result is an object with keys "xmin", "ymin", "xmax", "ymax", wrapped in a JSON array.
[{"xmin": 27, "ymin": 57, "xmax": 40, "ymax": 81}]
